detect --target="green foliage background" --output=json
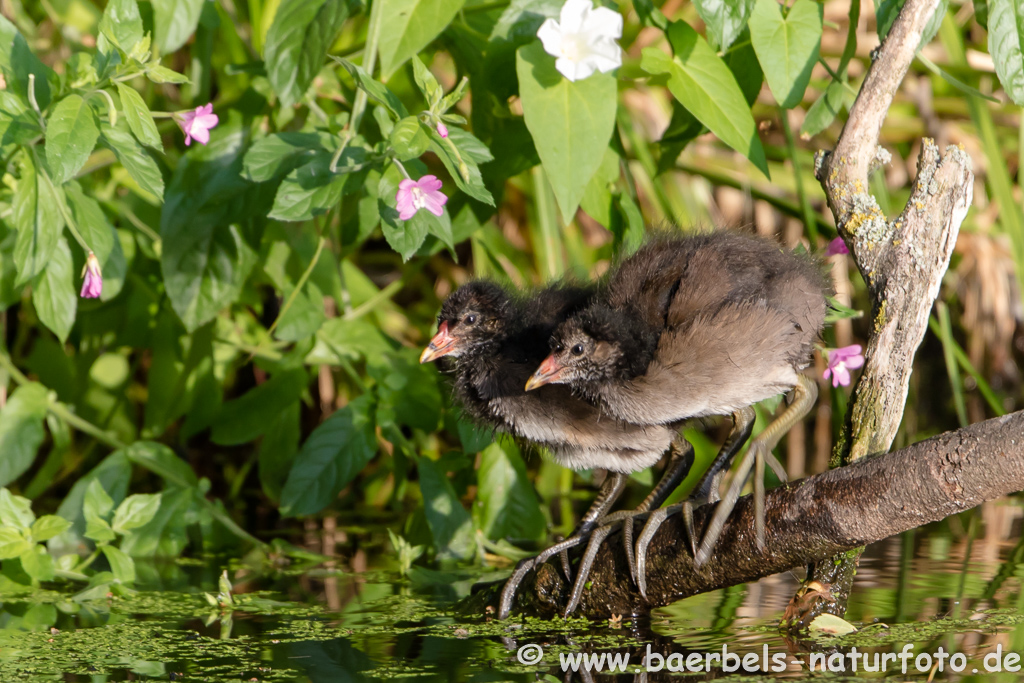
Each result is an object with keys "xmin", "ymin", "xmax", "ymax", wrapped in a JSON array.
[{"xmin": 0, "ymin": 0, "xmax": 1020, "ymax": 588}]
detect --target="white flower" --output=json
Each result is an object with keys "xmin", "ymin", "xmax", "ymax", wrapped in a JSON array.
[{"xmin": 537, "ymin": 0, "xmax": 623, "ymax": 82}]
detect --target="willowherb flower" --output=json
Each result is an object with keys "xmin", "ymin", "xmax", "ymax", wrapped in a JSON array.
[
  {"xmin": 176, "ymin": 103, "xmax": 219, "ymax": 146},
  {"xmin": 396, "ymin": 175, "xmax": 447, "ymax": 220},
  {"xmin": 825, "ymin": 236, "xmax": 849, "ymax": 256},
  {"xmin": 537, "ymin": 0, "xmax": 622, "ymax": 82},
  {"xmin": 437, "ymin": 122, "xmax": 449, "ymax": 138},
  {"xmin": 80, "ymin": 252, "xmax": 102, "ymax": 299},
  {"xmin": 823, "ymin": 344, "xmax": 864, "ymax": 387}
]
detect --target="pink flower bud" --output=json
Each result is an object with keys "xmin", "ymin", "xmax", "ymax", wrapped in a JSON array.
[
  {"xmin": 437, "ymin": 122, "xmax": 449, "ymax": 138},
  {"xmin": 81, "ymin": 252, "xmax": 102, "ymax": 299}
]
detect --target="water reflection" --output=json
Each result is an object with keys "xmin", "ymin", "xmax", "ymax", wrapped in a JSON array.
[{"xmin": 0, "ymin": 497, "xmax": 1021, "ymax": 681}]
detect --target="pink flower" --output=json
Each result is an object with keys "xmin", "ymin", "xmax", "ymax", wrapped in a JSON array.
[
  {"xmin": 396, "ymin": 175, "xmax": 447, "ymax": 220},
  {"xmin": 437, "ymin": 122, "xmax": 449, "ymax": 138},
  {"xmin": 824, "ymin": 344, "xmax": 864, "ymax": 387},
  {"xmin": 80, "ymin": 252, "xmax": 102, "ymax": 299},
  {"xmin": 825, "ymin": 236, "xmax": 849, "ymax": 256},
  {"xmin": 177, "ymin": 103, "xmax": 218, "ymax": 146}
]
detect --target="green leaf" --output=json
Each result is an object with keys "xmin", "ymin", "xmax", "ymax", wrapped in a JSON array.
[
  {"xmin": 801, "ymin": 78, "xmax": 845, "ymax": 137},
  {"xmin": 377, "ymin": 165, "xmax": 430, "ymax": 260},
  {"xmin": 516, "ymin": 41, "xmax": 618, "ymax": 223},
  {"xmin": 101, "ymin": 544, "xmax": 136, "ymax": 583},
  {"xmin": 242, "ymin": 132, "xmax": 329, "ymax": 182},
  {"xmin": 84, "ymin": 514, "xmax": 116, "ymax": 542},
  {"xmin": 371, "ymin": 350, "xmax": 441, "ymax": 432},
  {"xmin": 877, "ymin": 0, "xmax": 947, "ymax": 48},
  {"xmin": 0, "ymin": 528, "xmax": 31, "ymax": 560},
  {"xmin": 30, "ymin": 515, "xmax": 71, "ymax": 543},
  {"xmin": 750, "ymin": 0, "xmax": 822, "ymax": 109},
  {"xmin": 44, "ymin": 94, "xmax": 101, "ymax": 184},
  {"xmin": 989, "ymin": 0, "xmax": 1024, "ymax": 105},
  {"xmin": 475, "ymin": 440, "xmax": 545, "ymax": 541},
  {"xmin": 99, "ymin": 0, "xmax": 145, "ymax": 52},
  {"xmin": 264, "ymin": 0, "xmax": 352, "ymax": 107},
  {"xmin": 0, "ymin": 384, "xmax": 49, "ymax": 488},
  {"xmin": 125, "ymin": 442, "xmax": 198, "ymax": 488},
  {"xmin": 19, "ymin": 545, "xmax": 54, "ymax": 582},
  {"xmin": 258, "ymin": 402, "xmax": 301, "ymax": 503},
  {"xmin": 54, "ymin": 452, "xmax": 131, "ymax": 549},
  {"xmin": 809, "ymin": 612, "xmax": 858, "ymax": 635},
  {"xmin": 411, "ymin": 56, "xmax": 443, "ymax": 106},
  {"xmin": 333, "ymin": 59, "xmax": 409, "ymax": 119},
  {"xmin": 390, "ymin": 117, "xmax": 431, "ymax": 160},
  {"xmin": 694, "ymin": 0, "xmax": 754, "ymax": 50},
  {"xmin": 65, "ymin": 182, "xmax": 127, "ymax": 301},
  {"xmin": 641, "ymin": 22, "xmax": 768, "ymax": 178},
  {"xmin": 268, "ymin": 150, "xmax": 370, "ymax": 222},
  {"xmin": 306, "ymin": 317, "xmax": 391, "ymax": 365},
  {"xmin": 428, "ymin": 136, "xmax": 495, "ymax": 206},
  {"xmin": 418, "ymin": 457, "xmax": 474, "ymax": 560},
  {"xmin": 100, "ymin": 122, "xmax": 165, "ymax": 200},
  {"xmin": 84, "ymin": 479, "xmax": 115, "ymax": 520},
  {"xmin": 118, "ymin": 487, "xmax": 191, "ymax": 557},
  {"xmin": 32, "ymin": 238, "xmax": 77, "ymax": 344},
  {"xmin": 112, "ymin": 493, "xmax": 162, "ymax": 533},
  {"xmin": 0, "ymin": 488, "xmax": 36, "ymax": 529},
  {"xmin": 13, "ymin": 152, "xmax": 64, "ymax": 286},
  {"xmin": 146, "ymin": 64, "xmax": 190, "ymax": 84},
  {"xmin": 0, "ymin": 15, "xmax": 55, "ymax": 110},
  {"xmin": 211, "ymin": 369, "xmax": 309, "ymax": 445},
  {"xmin": 376, "ymin": 0, "xmax": 468, "ymax": 77},
  {"xmin": 152, "ymin": 0, "xmax": 204, "ymax": 53},
  {"xmin": 279, "ymin": 395, "xmax": 377, "ymax": 517},
  {"xmin": 116, "ymin": 83, "xmax": 161, "ymax": 148}
]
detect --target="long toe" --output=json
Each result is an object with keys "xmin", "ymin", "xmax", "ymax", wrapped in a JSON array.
[
  {"xmin": 682, "ymin": 500, "xmax": 698, "ymax": 558},
  {"xmin": 635, "ymin": 506, "xmax": 675, "ymax": 600},
  {"xmin": 754, "ymin": 447, "xmax": 766, "ymax": 551},
  {"xmin": 499, "ymin": 557, "xmax": 536, "ymax": 619},
  {"xmin": 564, "ymin": 523, "xmax": 617, "ymax": 617},
  {"xmin": 559, "ymin": 549, "xmax": 573, "ymax": 583},
  {"xmin": 623, "ymin": 518, "xmax": 637, "ymax": 586}
]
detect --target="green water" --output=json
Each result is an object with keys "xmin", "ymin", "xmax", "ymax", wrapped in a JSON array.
[{"xmin": 2, "ymin": 506, "xmax": 1023, "ymax": 681}]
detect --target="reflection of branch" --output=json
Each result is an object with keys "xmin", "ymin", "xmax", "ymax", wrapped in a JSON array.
[
  {"xmin": 473, "ymin": 411, "xmax": 1024, "ymax": 619},
  {"xmin": 808, "ymin": 0, "xmax": 973, "ymax": 616}
]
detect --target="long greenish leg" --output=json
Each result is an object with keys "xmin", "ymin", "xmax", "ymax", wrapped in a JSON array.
[
  {"xmin": 694, "ymin": 375, "xmax": 818, "ymax": 567},
  {"xmin": 558, "ymin": 472, "xmax": 628, "ymax": 581}
]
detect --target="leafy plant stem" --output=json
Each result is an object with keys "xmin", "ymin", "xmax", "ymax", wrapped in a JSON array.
[
  {"xmin": 330, "ymin": 0, "xmax": 385, "ymax": 172},
  {"xmin": 267, "ymin": 236, "xmax": 326, "ymax": 337},
  {"xmin": 32, "ymin": 149, "xmax": 93, "ymax": 253},
  {"xmin": 91, "ymin": 88, "xmax": 119, "ymax": 126},
  {"xmin": 780, "ymin": 110, "xmax": 818, "ymax": 243}
]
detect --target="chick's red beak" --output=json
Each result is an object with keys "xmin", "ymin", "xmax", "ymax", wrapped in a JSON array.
[
  {"xmin": 525, "ymin": 354, "xmax": 564, "ymax": 391},
  {"xmin": 420, "ymin": 322, "xmax": 458, "ymax": 363}
]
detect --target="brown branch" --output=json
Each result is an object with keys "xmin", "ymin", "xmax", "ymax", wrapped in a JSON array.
[{"xmin": 472, "ymin": 411, "xmax": 1024, "ymax": 619}]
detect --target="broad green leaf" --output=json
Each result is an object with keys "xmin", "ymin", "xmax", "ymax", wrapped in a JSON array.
[
  {"xmin": 750, "ymin": 0, "xmax": 822, "ymax": 109},
  {"xmin": 258, "ymin": 402, "xmax": 301, "ymax": 503},
  {"xmin": 65, "ymin": 182, "xmax": 127, "ymax": 301},
  {"xmin": 45, "ymin": 94, "xmax": 101, "ymax": 184},
  {"xmin": 100, "ymin": 122, "xmax": 165, "ymax": 200},
  {"xmin": 516, "ymin": 41, "xmax": 618, "ymax": 223},
  {"xmin": 801, "ymin": 78, "xmax": 845, "ymax": 137},
  {"xmin": 152, "ymin": 0, "xmax": 204, "ymax": 53},
  {"xmin": 0, "ymin": 528, "xmax": 31, "ymax": 560},
  {"xmin": 333, "ymin": 59, "xmax": 409, "ymax": 119},
  {"xmin": 390, "ymin": 117, "xmax": 431, "ymax": 160},
  {"xmin": 0, "ymin": 15, "xmax": 55, "ymax": 109},
  {"xmin": 411, "ymin": 56, "xmax": 443, "ymax": 106},
  {"xmin": 84, "ymin": 479, "xmax": 115, "ymax": 520},
  {"xmin": 99, "ymin": 0, "xmax": 144, "ymax": 52},
  {"xmin": 694, "ymin": 0, "xmax": 755, "ymax": 50},
  {"xmin": 279, "ymin": 395, "xmax": 377, "ymax": 517},
  {"xmin": 475, "ymin": 440, "xmax": 545, "ymax": 541},
  {"xmin": 376, "ymin": 0, "xmax": 468, "ymax": 77},
  {"xmin": 30, "ymin": 515, "xmax": 71, "ymax": 543},
  {"xmin": 32, "ymin": 238, "xmax": 77, "ymax": 344},
  {"xmin": 146, "ymin": 64, "xmax": 189, "ymax": 84},
  {"xmin": 264, "ymin": 0, "xmax": 352, "ymax": 107},
  {"xmin": 371, "ymin": 350, "xmax": 441, "ymax": 432},
  {"xmin": 976, "ymin": 0, "xmax": 989, "ymax": 29},
  {"xmin": 13, "ymin": 152, "xmax": 64, "ymax": 286},
  {"xmin": 269, "ymin": 150, "xmax": 369, "ymax": 222},
  {"xmin": 428, "ymin": 136, "xmax": 495, "ymax": 206},
  {"xmin": 112, "ymin": 493, "xmax": 162, "ymax": 533},
  {"xmin": 116, "ymin": 83, "xmax": 161, "ymax": 148},
  {"xmin": 242, "ymin": 132, "xmax": 329, "ymax": 182},
  {"xmin": 53, "ymin": 452, "xmax": 131, "ymax": 551},
  {"xmin": 417, "ymin": 457, "xmax": 474, "ymax": 560},
  {"xmin": 101, "ymin": 544, "xmax": 136, "ymax": 582},
  {"xmin": 632, "ymin": 0, "xmax": 669, "ymax": 29},
  {"xmin": 0, "ymin": 488, "xmax": 35, "ymax": 529},
  {"xmin": 641, "ymin": 22, "xmax": 768, "ymax": 177},
  {"xmin": 305, "ymin": 317, "xmax": 392, "ymax": 365},
  {"xmin": 876, "ymin": 0, "xmax": 948, "ymax": 48},
  {"xmin": 989, "ymin": 0, "xmax": 1024, "ymax": 105},
  {"xmin": 490, "ymin": 0, "xmax": 562, "ymax": 42},
  {"xmin": 809, "ymin": 612, "xmax": 858, "ymax": 635},
  {"xmin": 211, "ymin": 369, "xmax": 309, "ymax": 445},
  {"xmin": 0, "ymin": 384, "xmax": 48, "ymax": 488},
  {"xmin": 19, "ymin": 546, "xmax": 54, "ymax": 582},
  {"xmin": 119, "ymin": 487, "xmax": 192, "ymax": 557},
  {"xmin": 125, "ymin": 442, "xmax": 198, "ymax": 488},
  {"xmin": 85, "ymin": 514, "xmax": 116, "ymax": 542}
]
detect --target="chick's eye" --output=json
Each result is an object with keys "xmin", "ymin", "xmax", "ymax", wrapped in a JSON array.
[
  {"xmin": 571, "ymin": 344, "xmax": 584, "ymax": 356},
  {"xmin": 464, "ymin": 314, "xmax": 476, "ymax": 325}
]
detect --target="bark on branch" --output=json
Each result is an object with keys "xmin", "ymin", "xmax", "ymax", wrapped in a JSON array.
[{"xmin": 476, "ymin": 411, "xmax": 1024, "ymax": 619}]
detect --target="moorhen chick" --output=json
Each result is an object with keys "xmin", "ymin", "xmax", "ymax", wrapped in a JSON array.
[
  {"xmin": 527, "ymin": 231, "xmax": 829, "ymax": 595},
  {"xmin": 420, "ymin": 281, "xmax": 694, "ymax": 618}
]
